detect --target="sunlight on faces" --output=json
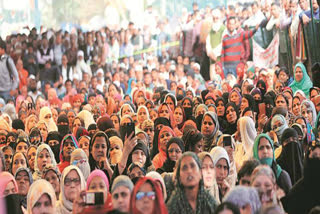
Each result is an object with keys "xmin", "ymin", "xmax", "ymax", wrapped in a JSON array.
[
  {"xmin": 165, "ymin": 96, "xmax": 175, "ymax": 112},
  {"xmin": 275, "ymin": 95, "xmax": 287, "ymax": 109},
  {"xmin": 301, "ymin": 105, "xmax": 313, "ymax": 125},
  {"xmin": 292, "ymin": 97, "xmax": 301, "ymax": 116},
  {"xmin": 111, "ymin": 115, "xmax": 120, "ymax": 131},
  {"xmin": 230, "ymin": 91, "xmax": 240, "ymax": 106},
  {"xmin": 79, "ymin": 137, "xmax": 90, "ymax": 157}
]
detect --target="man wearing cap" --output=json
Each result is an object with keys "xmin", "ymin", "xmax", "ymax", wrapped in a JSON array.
[
  {"xmin": 0, "ymin": 39, "xmax": 19, "ymax": 101},
  {"xmin": 27, "ymin": 75, "xmax": 42, "ymax": 103},
  {"xmin": 111, "ymin": 175, "xmax": 134, "ymax": 213},
  {"xmin": 75, "ymin": 50, "xmax": 92, "ymax": 80}
]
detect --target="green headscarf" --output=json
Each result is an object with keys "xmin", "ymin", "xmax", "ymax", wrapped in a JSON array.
[
  {"xmin": 289, "ymin": 63, "xmax": 313, "ymax": 98},
  {"xmin": 253, "ymin": 134, "xmax": 282, "ymax": 178}
]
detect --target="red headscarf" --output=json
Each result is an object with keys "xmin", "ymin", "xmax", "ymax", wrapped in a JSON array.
[
  {"xmin": 158, "ymin": 126, "xmax": 176, "ymax": 153},
  {"xmin": 130, "ymin": 177, "xmax": 168, "ymax": 214},
  {"xmin": 215, "ymin": 62, "xmax": 225, "ymax": 79}
]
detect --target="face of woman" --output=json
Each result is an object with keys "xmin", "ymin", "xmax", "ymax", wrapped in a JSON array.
[
  {"xmin": 230, "ymin": 92, "xmax": 240, "ymax": 106},
  {"xmin": 215, "ymin": 158, "xmax": 228, "ymax": 185},
  {"xmin": 216, "ymin": 101, "xmax": 225, "ymax": 117},
  {"xmin": 38, "ymin": 124, "xmax": 48, "ymax": 142},
  {"xmin": 301, "ymin": 105, "xmax": 313, "ymax": 124},
  {"xmin": 132, "ymin": 149, "xmax": 146, "ymax": 165},
  {"xmin": 292, "ymin": 98, "xmax": 301, "ymax": 116},
  {"xmin": 109, "ymin": 85, "xmax": 117, "ymax": 97},
  {"xmin": 64, "ymin": 170, "xmax": 81, "ymax": 202},
  {"xmin": 12, "ymin": 153, "xmax": 27, "ymax": 175},
  {"xmin": 295, "ymin": 66, "xmax": 303, "ymax": 82},
  {"xmin": 179, "ymin": 155, "xmax": 202, "ymax": 188},
  {"xmin": 279, "ymin": 71, "xmax": 288, "ymax": 83},
  {"xmin": 135, "ymin": 182, "xmax": 155, "ymax": 214},
  {"xmin": 122, "ymin": 105, "xmax": 132, "ymax": 116},
  {"xmin": 258, "ymin": 137, "xmax": 273, "ymax": 159},
  {"xmin": 4, "ymin": 181, "xmax": 17, "ymax": 197},
  {"xmin": 79, "ymin": 138, "xmax": 90, "ymax": 157},
  {"xmin": 165, "ymin": 97, "xmax": 175, "ymax": 112},
  {"xmin": 27, "ymin": 147, "xmax": 37, "ymax": 170},
  {"xmin": 182, "ymin": 99, "xmax": 192, "ymax": 108},
  {"xmin": 275, "ymin": 96, "xmax": 287, "ymax": 109},
  {"xmin": 149, "ymin": 110, "xmax": 157, "ymax": 122},
  {"xmin": 159, "ymin": 105, "xmax": 170, "ymax": 120},
  {"xmin": 196, "ymin": 106, "xmax": 206, "ymax": 117},
  {"xmin": 16, "ymin": 170, "xmax": 30, "ymax": 196},
  {"xmin": 252, "ymin": 175, "xmax": 274, "ymax": 205},
  {"xmin": 72, "ymin": 119, "xmax": 82, "ymax": 133},
  {"xmin": 4, "ymin": 149, "xmax": 13, "ymax": 171},
  {"xmin": 193, "ymin": 139, "xmax": 204, "ymax": 154},
  {"xmin": 253, "ymin": 94, "xmax": 262, "ymax": 101},
  {"xmin": 283, "ymin": 92, "xmax": 292, "ymax": 110},
  {"xmin": 159, "ymin": 131, "xmax": 172, "ymax": 152},
  {"xmin": 240, "ymin": 98, "xmax": 249, "ymax": 112},
  {"xmin": 201, "ymin": 156, "xmax": 215, "ymax": 188},
  {"xmin": 91, "ymin": 136, "xmax": 107, "ymax": 162},
  {"xmin": 201, "ymin": 115, "xmax": 215, "ymax": 137},
  {"xmin": 32, "ymin": 193, "xmax": 54, "ymax": 214},
  {"xmin": 37, "ymin": 149, "xmax": 52, "ymax": 172},
  {"xmin": 226, "ymin": 106, "xmax": 237, "ymax": 124},
  {"xmin": 16, "ymin": 142, "xmax": 28, "ymax": 156},
  {"xmin": 138, "ymin": 108, "xmax": 148, "ymax": 124},
  {"xmin": 44, "ymin": 170, "xmax": 60, "ymax": 195},
  {"xmin": 28, "ymin": 117, "xmax": 38, "ymax": 131},
  {"xmin": 168, "ymin": 143, "xmax": 182, "ymax": 162},
  {"xmin": 275, "ymin": 82, "xmax": 283, "ymax": 93},
  {"xmin": 112, "ymin": 186, "xmax": 131, "ymax": 213},
  {"xmin": 173, "ymin": 107, "xmax": 183, "ymax": 124},
  {"xmin": 111, "ymin": 115, "xmax": 120, "ymax": 131},
  {"xmin": 88, "ymin": 176, "xmax": 108, "ymax": 202},
  {"xmin": 296, "ymin": 118, "xmax": 307, "ymax": 134}
]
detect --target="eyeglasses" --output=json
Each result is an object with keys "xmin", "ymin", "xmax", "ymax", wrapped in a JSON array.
[
  {"xmin": 72, "ymin": 159, "xmax": 87, "ymax": 165},
  {"xmin": 136, "ymin": 191, "xmax": 155, "ymax": 200},
  {"xmin": 64, "ymin": 177, "xmax": 80, "ymax": 186}
]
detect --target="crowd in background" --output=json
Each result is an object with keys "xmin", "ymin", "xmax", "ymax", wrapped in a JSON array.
[{"xmin": 0, "ymin": 0, "xmax": 320, "ymax": 214}]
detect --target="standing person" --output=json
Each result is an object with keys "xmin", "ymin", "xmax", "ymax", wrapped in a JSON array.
[
  {"xmin": 0, "ymin": 39, "xmax": 19, "ymax": 100},
  {"xmin": 221, "ymin": 17, "xmax": 260, "ymax": 78}
]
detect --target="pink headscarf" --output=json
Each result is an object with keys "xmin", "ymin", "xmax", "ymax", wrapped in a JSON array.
[
  {"xmin": 0, "ymin": 171, "xmax": 18, "ymax": 197},
  {"xmin": 86, "ymin": 169, "xmax": 110, "ymax": 191}
]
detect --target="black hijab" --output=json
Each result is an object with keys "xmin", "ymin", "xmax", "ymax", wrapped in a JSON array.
[{"xmin": 150, "ymin": 117, "xmax": 171, "ymax": 159}]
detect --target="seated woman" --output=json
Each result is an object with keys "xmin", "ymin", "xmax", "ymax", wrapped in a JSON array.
[
  {"xmin": 130, "ymin": 177, "xmax": 168, "ymax": 214},
  {"xmin": 167, "ymin": 152, "xmax": 217, "ymax": 214},
  {"xmin": 201, "ymin": 112, "xmax": 221, "ymax": 151},
  {"xmin": 33, "ymin": 144, "xmax": 57, "ymax": 180},
  {"xmin": 42, "ymin": 165, "xmax": 61, "ymax": 199},
  {"xmin": 184, "ymin": 127, "xmax": 204, "ymax": 154},
  {"xmin": 253, "ymin": 134, "xmax": 292, "ymax": 195},
  {"xmin": 27, "ymin": 179, "xmax": 57, "ymax": 214},
  {"xmin": 0, "ymin": 171, "xmax": 18, "ymax": 197},
  {"xmin": 11, "ymin": 152, "xmax": 29, "ymax": 175}
]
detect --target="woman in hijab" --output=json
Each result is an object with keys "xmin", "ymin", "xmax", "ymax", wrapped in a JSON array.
[
  {"xmin": 167, "ymin": 152, "xmax": 217, "ymax": 214},
  {"xmin": 58, "ymin": 134, "xmax": 79, "ymax": 173},
  {"xmin": 130, "ymin": 177, "xmax": 168, "ymax": 214},
  {"xmin": 71, "ymin": 149, "xmax": 91, "ymax": 181},
  {"xmin": 120, "ymin": 103, "xmax": 135, "ymax": 119},
  {"xmin": 27, "ymin": 179, "xmax": 57, "ymax": 214},
  {"xmin": 0, "ymin": 171, "xmax": 18, "ymax": 197},
  {"xmin": 181, "ymin": 97, "xmax": 194, "ymax": 120},
  {"xmin": 150, "ymin": 117, "xmax": 171, "ymax": 159},
  {"xmin": 43, "ymin": 165, "xmax": 61, "ymax": 199},
  {"xmin": 234, "ymin": 116, "xmax": 257, "ymax": 170},
  {"xmin": 46, "ymin": 131, "xmax": 63, "ymax": 163},
  {"xmin": 36, "ymin": 121, "xmax": 49, "ymax": 143},
  {"xmin": 152, "ymin": 126, "xmax": 176, "ymax": 170},
  {"xmin": 157, "ymin": 137, "xmax": 184, "ymax": 174},
  {"xmin": 39, "ymin": 106, "xmax": 58, "ymax": 132},
  {"xmin": 157, "ymin": 103, "xmax": 175, "ymax": 127},
  {"xmin": 224, "ymin": 103, "xmax": 239, "ymax": 135},
  {"xmin": 289, "ymin": 63, "xmax": 313, "ymax": 98},
  {"xmin": 198, "ymin": 152, "xmax": 220, "ymax": 204},
  {"xmin": 229, "ymin": 89, "xmax": 242, "ymax": 108},
  {"xmin": 57, "ymin": 114, "xmax": 70, "ymax": 138},
  {"xmin": 164, "ymin": 93, "xmax": 177, "ymax": 112},
  {"xmin": 137, "ymin": 106, "xmax": 150, "ymax": 129},
  {"xmin": 25, "ymin": 114, "xmax": 38, "ymax": 134},
  {"xmin": 240, "ymin": 94, "xmax": 255, "ymax": 114},
  {"xmin": 77, "ymin": 110, "xmax": 95, "ymax": 130},
  {"xmin": 215, "ymin": 97, "xmax": 228, "ymax": 132},
  {"xmin": 201, "ymin": 112, "xmax": 221, "ymax": 151},
  {"xmin": 173, "ymin": 105, "xmax": 186, "ymax": 131},
  {"xmin": 56, "ymin": 165, "xmax": 86, "ymax": 214},
  {"xmin": 271, "ymin": 114, "xmax": 288, "ymax": 146},
  {"xmin": 184, "ymin": 128, "xmax": 204, "ymax": 154},
  {"xmin": 14, "ymin": 167, "xmax": 33, "ymax": 197},
  {"xmin": 109, "ymin": 136, "xmax": 123, "ymax": 165},
  {"xmin": 33, "ymin": 144, "xmax": 57, "ymax": 180},
  {"xmin": 292, "ymin": 96, "xmax": 301, "ymax": 116},
  {"xmin": 253, "ymin": 134, "xmax": 292, "ymax": 194},
  {"xmin": 300, "ymin": 99, "xmax": 317, "ymax": 128},
  {"xmin": 11, "ymin": 152, "xmax": 29, "ymax": 175}
]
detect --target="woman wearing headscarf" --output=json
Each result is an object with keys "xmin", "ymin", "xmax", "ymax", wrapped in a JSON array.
[
  {"xmin": 39, "ymin": 106, "xmax": 58, "ymax": 132},
  {"xmin": 137, "ymin": 105, "xmax": 150, "ymax": 129},
  {"xmin": 167, "ymin": 152, "xmax": 217, "ymax": 214},
  {"xmin": 25, "ymin": 114, "xmax": 38, "ymax": 134},
  {"xmin": 224, "ymin": 102, "xmax": 239, "ymax": 135},
  {"xmin": 198, "ymin": 152, "xmax": 220, "ymax": 204},
  {"xmin": 46, "ymin": 131, "xmax": 63, "ymax": 163},
  {"xmin": 201, "ymin": 112, "xmax": 221, "ymax": 151},
  {"xmin": 42, "ymin": 165, "xmax": 61, "ymax": 199},
  {"xmin": 11, "ymin": 152, "xmax": 29, "ymax": 176},
  {"xmin": 300, "ymin": 99, "xmax": 317, "ymax": 128},
  {"xmin": 70, "ymin": 148, "xmax": 90, "ymax": 181},
  {"xmin": 120, "ymin": 103, "xmax": 135, "ymax": 119},
  {"xmin": 157, "ymin": 103, "xmax": 175, "ymax": 128},
  {"xmin": 14, "ymin": 167, "xmax": 33, "ymax": 199},
  {"xmin": 157, "ymin": 137, "xmax": 184, "ymax": 174},
  {"xmin": 0, "ymin": 171, "xmax": 18, "ymax": 197},
  {"xmin": 164, "ymin": 93, "xmax": 177, "ymax": 112},
  {"xmin": 56, "ymin": 165, "xmax": 86, "ymax": 214},
  {"xmin": 152, "ymin": 126, "xmax": 176, "ymax": 170},
  {"xmin": 77, "ymin": 110, "xmax": 95, "ymax": 130},
  {"xmin": 109, "ymin": 136, "xmax": 123, "ymax": 165},
  {"xmin": 215, "ymin": 97, "xmax": 228, "ymax": 132},
  {"xmin": 146, "ymin": 171, "xmax": 167, "ymax": 202},
  {"xmin": 234, "ymin": 116, "xmax": 257, "ymax": 171},
  {"xmin": 228, "ymin": 89, "xmax": 242, "ymax": 108},
  {"xmin": 33, "ymin": 144, "xmax": 57, "ymax": 180},
  {"xmin": 27, "ymin": 179, "xmax": 57, "ymax": 214},
  {"xmin": 194, "ymin": 104, "xmax": 208, "ymax": 130},
  {"xmin": 58, "ymin": 134, "xmax": 79, "ymax": 173},
  {"xmin": 130, "ymin": 177, "xmax": 168, "ymax": 214},
  {"xmin": 289, "ymin": 63, "xmax": 313, "ymax": 98},
  {"xmin": 173, "ymin": 105, "xmax": 186, "ymax": 131},
  {"xmin": 271, "ymin": 114, "xmax": 289, "ymax": 147},
  {"xmin": 277, "ymin": 128, "xmax": 304, "ymax": 185},
  {"xmin": 253, "ymin": 134, "xmax": 292, "ymax": 194},
  {"xmin": 126, "ymin": 78, "xmax": 137, "ymax": 96},
  {"xmin": 57, "ymin": 114, "xmax": 70, "ymax": 138},
  {"xmin": 240, "ymin": 94, "xmax": 255, "ymax": 114},
  {"xmin": 150, "ymin": 117, "xmax": 171, "ymax": 159},
  {"xmin": 181, "ymin": 97, "xmax": 194, "ymax": 120}
]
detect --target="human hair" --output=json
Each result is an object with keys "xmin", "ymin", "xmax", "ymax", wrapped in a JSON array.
[
  {"xmin": 237, "ymin": 159, "xmax": 260, "ymax": 182},
  {"xmin": 214, "ymin": 202, "xmax": 240, "ymax": 214},
  {"xmin": 251, "ymin": 165, "xmax": 276, "ymax": 185}
]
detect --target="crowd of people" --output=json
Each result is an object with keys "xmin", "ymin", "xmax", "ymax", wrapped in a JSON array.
[{"xmin": 0, "ymin": 0, "xmax": 320, "ymax": 214}]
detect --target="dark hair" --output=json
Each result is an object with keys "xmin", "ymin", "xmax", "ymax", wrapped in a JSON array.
[
  {"xmin": 237, "ymin": 159, "xmax": 260, "ymax": 182},
  {"xmin": 214, "ymin": 202, "xmax": 240, "ymax": 214},
  {"xmin": 275, "ymin": 93, "xmax": 289, "ymax": 107}
]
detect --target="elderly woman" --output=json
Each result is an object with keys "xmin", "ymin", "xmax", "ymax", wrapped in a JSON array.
[
  {"xmin": 42, "ymin": 165, "xmax": 61, "ymax": 199},
  {"xmin": 111, "ymin": 175, "xmax": 134, "ymax": 213},
  {"xmin": 0, "ymin": 171, "xmax": 18, "ymax": 197},
  {"xmin": 167, "ymin": 152, "xmax": 217, "ymax": 214},
  {"xmin": 27, "ymin": 179, "xmax": 57, "ymax": 214}
]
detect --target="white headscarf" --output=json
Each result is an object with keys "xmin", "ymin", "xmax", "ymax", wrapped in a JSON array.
[
  {"xmin": 77, "ymin": 110, "xmax": 95, "ymax": 129},
  {"xmin": 39, "ymin": 107, "xmax": 58, "ymax": 132},
  {"xmin": 56, "ymin": 165, "xmax": 86, "ymax": 214},
  {"xmin": 239, "ymin": 116, "xmax": 257, "ymax": 157},
  {"xmin": 137, "ymin": 105, "xmax": 150, "ymax": 124},
  {"xmin": 70, "ymin": 149, "xmax": 90, "ymax": 181},
  {"xmin": 300, "ymin": 99, "xmax": 317, "ymax": 128},
  {"xmin": 27, "ymin": 179, "xmax": 57, "ymax": 214},
  {"xmin": 33, "ymin": 144, "xmax": 57, "ymax": 181}
]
